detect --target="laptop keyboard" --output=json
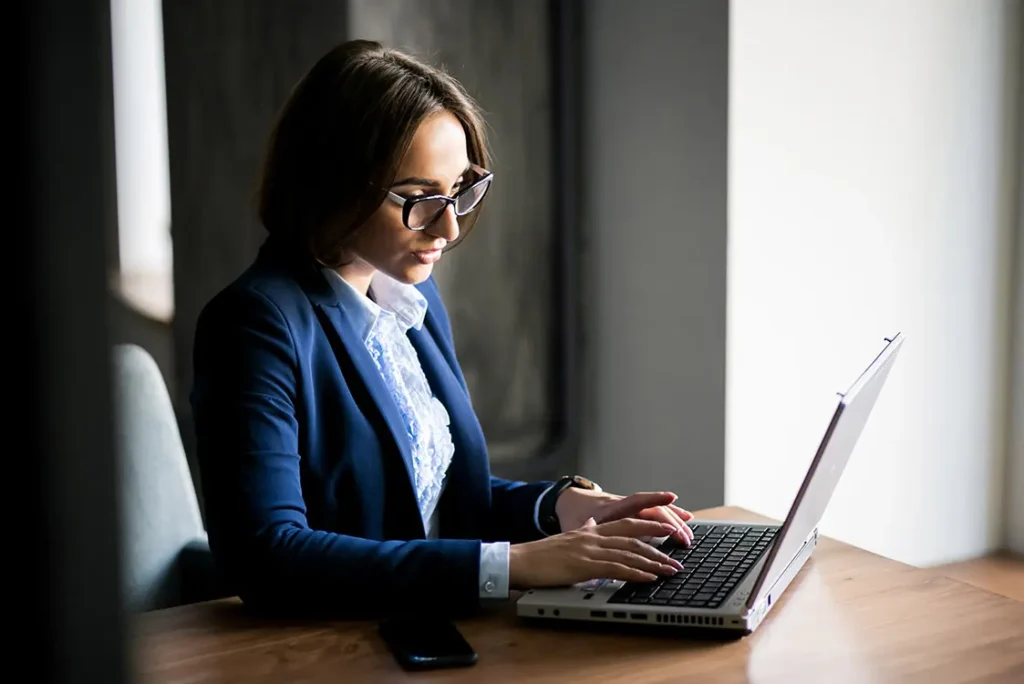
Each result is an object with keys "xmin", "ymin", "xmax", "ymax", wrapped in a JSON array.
[{"xmin": 608, "ymin": 524, "xmax": 777, "ymax": 610}]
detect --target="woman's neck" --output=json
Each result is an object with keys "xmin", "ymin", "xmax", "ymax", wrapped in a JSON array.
[{"xmin": 335, "ymin": 263, "xmax": 376, "ymax": 297}]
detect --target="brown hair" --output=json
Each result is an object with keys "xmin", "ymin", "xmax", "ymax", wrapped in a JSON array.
[{"xmin": 257, "ymin": 40, "xmax": 491, "ymax": 267}]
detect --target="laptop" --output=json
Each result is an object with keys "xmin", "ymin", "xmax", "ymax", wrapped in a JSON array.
[{"xmin": 517, "ymin": 332, "xmax": 904, "ymax": 635}]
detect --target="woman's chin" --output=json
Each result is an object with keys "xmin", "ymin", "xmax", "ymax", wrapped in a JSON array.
[{"xmin": 389, "ymin": 260, "xmax": 434, "ymax": 285}]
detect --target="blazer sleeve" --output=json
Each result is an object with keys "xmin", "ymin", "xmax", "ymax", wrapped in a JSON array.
[
  {"xmin": 191, "ymin": 286, "xmax": 481, "ymax": 618},
  {"xmin": 489, "ymin": 477, "xmax": 554, "ymax": 542}
]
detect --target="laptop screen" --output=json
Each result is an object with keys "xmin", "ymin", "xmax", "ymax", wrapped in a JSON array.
[{"xmin": 746, "ymin": 333, "xmax": 904, "ymax": 609}]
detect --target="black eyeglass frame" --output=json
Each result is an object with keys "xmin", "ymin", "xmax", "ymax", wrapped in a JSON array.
[{"xmin": 386, "ymin": 163, "xmax": 494, "ymax": 230}]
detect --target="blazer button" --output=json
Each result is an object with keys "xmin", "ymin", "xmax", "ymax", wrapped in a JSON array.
[{"xmin": 484, "ymin": 579, "xmax": 496, "ymax": 593}]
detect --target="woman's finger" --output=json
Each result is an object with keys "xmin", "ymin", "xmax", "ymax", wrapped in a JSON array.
[
  {"xmin": 637, "ymin": 505, "xmax": 690, "ymax": 544},
  {"xmin": 592, "ymin": 548, "xmax": 677, "ymax": 577},
  {"xmin": 595, "ymin": 518, "xmax": 676, "ymax": 539},
  {"xmin": 653, "ymin": 506, "xmax": 693, "ymax": 545},
  {"xmin": 668, "ymin": 504, "xmax": 694, "ymax": 522},
  {"xmin": 588, "ymin": 561, "xmax": 658, "ymax": 584},
  {"xmin": 599, "ymin": 535, "xmax": 684, "ymax": 571},
  {"xmin": 598, "ymin": 492, "xmax": 677, "ymax": 523}
]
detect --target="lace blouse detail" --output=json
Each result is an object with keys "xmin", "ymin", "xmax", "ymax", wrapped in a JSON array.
[{"xmin": 364, "ymin": 302, "xmax": 454, "ymax": 528}]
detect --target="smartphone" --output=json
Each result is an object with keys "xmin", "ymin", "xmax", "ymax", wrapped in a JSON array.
[{"xmin": 378, "ymin": 617, "xmax": 478, "ymax": 671}]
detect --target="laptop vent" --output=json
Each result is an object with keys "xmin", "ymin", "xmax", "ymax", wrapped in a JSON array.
[{"xmin": 656, "ymin": 614, "xmax": 725, "ymax": 626}]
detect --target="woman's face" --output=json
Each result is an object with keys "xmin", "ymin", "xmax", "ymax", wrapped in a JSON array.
[{"xmin": 339, "ymin": 110, "xmax": 470, "ymax": 291}]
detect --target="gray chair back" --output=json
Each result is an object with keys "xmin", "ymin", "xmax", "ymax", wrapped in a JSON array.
[{"xmin": 113, "ymin": 343, "xmax": 214, "ymax": 611}]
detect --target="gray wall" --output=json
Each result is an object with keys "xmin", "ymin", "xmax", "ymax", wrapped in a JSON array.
[{"xmin": 578, "ymin": 0, "xmax": 728, "ymax": 510}]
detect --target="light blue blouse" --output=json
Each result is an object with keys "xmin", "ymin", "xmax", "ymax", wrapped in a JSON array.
[{"xmin": 323, "ymin": 269, "xmax": 526, "ymax": 600}]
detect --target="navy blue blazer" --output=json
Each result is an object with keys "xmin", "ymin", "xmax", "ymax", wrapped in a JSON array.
[{"xmin": 190, "ymin": 238, "xmax": 552, "ymax": 617}]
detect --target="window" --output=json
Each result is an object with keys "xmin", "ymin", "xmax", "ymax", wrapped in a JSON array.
[{"xmin": 110, "ymin": 0, "xmax": 173, "ymax": 322}]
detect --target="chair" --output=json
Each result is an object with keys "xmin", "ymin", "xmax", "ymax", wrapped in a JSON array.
[{"xmin": 112, "ymin": 343, "xmax": 225, "ymax": 611}]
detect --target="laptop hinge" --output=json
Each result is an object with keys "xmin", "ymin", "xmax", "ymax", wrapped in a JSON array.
[{"xmin": 744, "ymin": 534, "xmax": 812, "ymax": 613}]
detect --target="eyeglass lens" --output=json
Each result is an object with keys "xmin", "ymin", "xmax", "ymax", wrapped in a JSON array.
[{"xmin": 406, "ymin": 177, "xmax": 491, "ymax": 229}]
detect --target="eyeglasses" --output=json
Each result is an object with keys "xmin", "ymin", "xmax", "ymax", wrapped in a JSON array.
[{"xmin": 386, "ymin": 163, "xmax": 493, "ymax": 231}]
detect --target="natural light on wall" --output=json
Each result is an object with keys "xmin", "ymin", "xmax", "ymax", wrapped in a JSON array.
[
  {"xmin": 727, "ymin": 0, "xmax": 1020, "ymax": 567},
  {"xmin": 110, "ymin": 0, "xmax": 173, "ymax": 322}
]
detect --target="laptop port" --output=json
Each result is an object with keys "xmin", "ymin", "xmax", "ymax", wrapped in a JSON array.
[
  {"xmin": 612, "ymin": 611, "xmax": 627, "ymax": 619},
  {"xmin": 590, "ymin": 610, "xmax": 607, "ymax": 618},
  {"xmin": 630, "ymin": 613, "xmax": 647, "ymax": 620}
]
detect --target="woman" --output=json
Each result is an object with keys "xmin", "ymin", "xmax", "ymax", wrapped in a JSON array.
[{"xmin": 191, "ymin": 39, "xmax": 694, "ymax": 618}]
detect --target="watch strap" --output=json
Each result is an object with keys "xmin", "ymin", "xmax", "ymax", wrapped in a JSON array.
[{"xmin": 537, "ymin": 475, "xmax": 599, "ymax": 536}]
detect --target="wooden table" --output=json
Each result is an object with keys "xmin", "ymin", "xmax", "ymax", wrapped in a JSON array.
[{"xmin": 135, "ymin": 506, "xmax": 1024, "ymax": 683}]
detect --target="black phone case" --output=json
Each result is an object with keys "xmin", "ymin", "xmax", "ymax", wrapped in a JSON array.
[{"xmin": 379, "ymin": 620, "xmax": 479, "ymax": 671}]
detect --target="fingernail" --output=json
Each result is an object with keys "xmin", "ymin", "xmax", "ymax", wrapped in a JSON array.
[{"xmin": 664, "ymin": 566, "xmax": 678, "ymax": 575}]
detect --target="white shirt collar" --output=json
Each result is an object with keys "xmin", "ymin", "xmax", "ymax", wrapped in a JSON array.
[{"xmin": 321, "ymin": 268, "xmax": 428, "ymax": 342}]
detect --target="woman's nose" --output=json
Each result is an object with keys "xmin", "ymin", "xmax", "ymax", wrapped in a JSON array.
[{"xmin": 428, "ymin": 204, "xmax": 460, "ymax": 242}]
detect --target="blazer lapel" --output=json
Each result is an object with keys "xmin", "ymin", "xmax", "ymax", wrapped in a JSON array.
[
  {"xmin": 409, "ymin": 311, "xmax": 490, "ymax": 540},
  {"xmin": 312, "ymin": 299, "xmax": 422, "ymax": 535}
]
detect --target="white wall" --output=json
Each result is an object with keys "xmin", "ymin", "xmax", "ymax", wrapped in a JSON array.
[
  {"xmin": 579, "ymin": 0, "xmax": 729, "ymax": 510},
  {"xmin": 1009, "ymin": 27, "xmax": 1024, "ymax": 555},
  {"xmin": 728, "ymin": 0, "xmax": 1021, "ymax": 566}
]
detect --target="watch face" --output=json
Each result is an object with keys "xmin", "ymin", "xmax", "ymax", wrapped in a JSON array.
[{"xmin": 572, "ymin": 475, "xmax": 599, "ymax": 491}]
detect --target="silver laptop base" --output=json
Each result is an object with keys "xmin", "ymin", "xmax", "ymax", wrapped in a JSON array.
[{"xmin": 516, "ymin": 522, "xmax": 819, "ymax": 635}]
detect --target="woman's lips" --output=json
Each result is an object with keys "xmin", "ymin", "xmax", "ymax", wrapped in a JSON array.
[{"xmin": 412, "ymin": 248, "xmax": 442, "ymax": 265}]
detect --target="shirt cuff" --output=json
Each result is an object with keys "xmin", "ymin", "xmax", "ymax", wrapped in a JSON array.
[
  {"xmin": 479, "ymin": 542, "xmax": 510, "ymax": 600},
  {"xmin": 533, "ymin": 483, "xmax": 556, "ymax": 536}
]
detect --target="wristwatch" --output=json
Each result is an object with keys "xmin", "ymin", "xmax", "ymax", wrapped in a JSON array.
[{"xmin": 538, "ymin": 475, "xmax": 602, "ymax": 536}]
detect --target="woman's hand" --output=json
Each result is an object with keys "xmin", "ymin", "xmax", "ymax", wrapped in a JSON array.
[
  {"xmin": 556, "ymin": 489, "xmax": 695, "ymax": 545},
  {"xmin": 508, "ymin": 518, "xmax": 685, "ymax": 589}
]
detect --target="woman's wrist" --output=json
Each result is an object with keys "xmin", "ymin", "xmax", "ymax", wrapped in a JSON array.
[
  {"xmin": 539, "ymin": 475, "xmax": 603, "ymax": 535},
  {"xmin": 508, "ymin": 542, "xmax": 530, "ymax": 590},
  {"xmin": 555, "ymin": 486, "xmax": 606, "ymax": 532}
]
